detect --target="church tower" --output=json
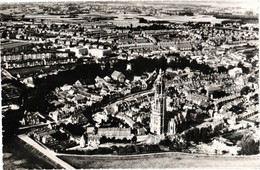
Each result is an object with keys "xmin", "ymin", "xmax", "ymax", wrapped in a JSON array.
[{"xmin": 150, "ymin": 69, "xmax": 166, "ymax": 135}]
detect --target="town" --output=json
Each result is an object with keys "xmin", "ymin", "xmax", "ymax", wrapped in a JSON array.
[{"xmin": 1, "ymin": 1, "xmax": 259, "ymax": 169}]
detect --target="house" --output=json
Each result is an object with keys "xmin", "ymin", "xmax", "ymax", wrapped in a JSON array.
[
  {"xmin": 42, "ymin": 134, "xmax": 56, "ymax": 144},
  {"xmin": 91, "ymin": 93, "xmax": 103, "ymax": 101},
  {"xmin": 184, "ymin": 67, "xmax": 191, "ymax": 73},
  {"xmin": 0, "ymin": 41, "xmax": 32, "ymax": 55},
  {"xmin": 30, "ymin": 126, "xmax": 56, "ymax": 142},
  {"xmin": 216, "ymin": 47, "xmax": 225, "ymax": 55},
  {"xmin": 104, "ymin": 76, "xmax": 111, "ymax": 82},
  {"xmin": 49, "ymin": 111, "xmax": 60, "ymax": 122},
  {"xmin": 133, "ymin": 122, "xmax": 147, "ymax": 135},
  {"xmin": 111, "ymin": 70, "xmax": 125, "ymax": 83},
  {"xmin": 69, "ymin": 112, "xmax": 88, "ymax": 125},
  {"xmin": 73, "ymin": 94, "xmax": 87, "ymax": 104},
  {"xmin": 70, "ymin": 47, "xmax": 89, "ymax": 58},
  {"xmin": 240, "ymin": 118, "xmax": 258, "ymax": 128},
  {"xmin": 49, "ymin": 110, "xmax": 70, "ymax": 122},
  {"xmin": 98, "ymin": 127, "xmax": 132, "ymax": 140},
  {"xmin": 93, "ymin": 112, "xmax": 108, "ymax": 123},
  {"xmin": 168, "ymin": 118, "xmax": 177, "ymax": 135},
  {"xmin": 21, "ymin": 111, "xmax": 40, "ymax": 126},
  {"xmin": 185, "ymin": 93, "xmax": 208, "ymax": 106},
  {"xmin": 88, "ymin": 48, "xmax": 111, "ymax": 59},
  {"xmin": 204, "ymin": 84, "xmax": 222, "ymax": 97},
  {"xmin": 87, "ymin": 134, "xmax": 101, "ymax": 148},
  {"xmin": 116, "ymin": 112, "xmax": 135, "ymax": 128},
  {"xmin": 74, "ymin": 80, "xmax": 83, "ymax": 87},
  {"xmin": 80, "ymin": 135, "xmax": 86, "ymax": 148},
  {"xmin": 85, "ymin": 126, "xmax": 96, "ymax": 135},
  {"xmin": 104, "ymin": 104, "xmax": 118, "ymax": 115},
  {"xmin": 228, "ymin": 67, "xmax": 243, "ymax": 78},
  {"xmin": 22, "ymin": 77, "xmax": 35, "ymax": 88},
  {"xmin": 177, "ymin": 42, "xmax": 192, "ymax": 51},
  {"xmin": 60, "ymin": 84, "xmax": 73, "ymax": 91}
]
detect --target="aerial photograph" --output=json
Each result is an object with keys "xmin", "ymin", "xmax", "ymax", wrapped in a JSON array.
[{"xmin": 1, "ymin": 0, "xmax": 259, "ymax": 169}]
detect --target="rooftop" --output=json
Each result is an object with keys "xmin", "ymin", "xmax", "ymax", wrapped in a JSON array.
[{"xmin": 0, "ymin": 41, "xmax": 31, "ymax": 50}]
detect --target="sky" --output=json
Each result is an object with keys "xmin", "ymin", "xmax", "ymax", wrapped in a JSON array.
[
  {"xmin": 1, "ymin": 0, "xmax": 259, "ymax": 3},
  {"xmin": 0, "ymin": 0, "xmax": 259, "ymax": 11}
]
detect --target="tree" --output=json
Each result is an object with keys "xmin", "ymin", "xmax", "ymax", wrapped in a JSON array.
[
  {"xmin": 159, "ymin": 136, "xmax": 172, "ymax": 146},
  {"xmin": 238, "ymin": 62, "xmax": 250, "ymax": 74},
  {"xmin": 2, "ymin": 109, "xmax": 24, "ymax": 139},
  {"xmin": 239, "ymin": 133, "xmax": 260, "ymax": 155},
  {"xmin": 131, "ymin": 135, "xmax": 137, "ymax": 144},
  {"xmin": 248, "ymin": 76, "xmax": 256, "ymax": 82},
  {"xmin": 218, "ymin": 66, "xmax": 227, "ymax": 73},
  {"xmin": 1, "ymin": 30, "xmax": 8, "ymax": 39},
  {"xmin": 240, "ymin": 86, "xmax": 250, "ymax": 96},
  {"xmin": 100, "ymin": 136, "xmax": 107, "ymax": 144},
  {"xmin": 122, "ymin": 137, "xmax": 128, "ymax": 143}
]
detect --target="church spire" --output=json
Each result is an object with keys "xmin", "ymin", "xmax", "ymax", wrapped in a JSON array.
[{"xmin": 150, "ymin": 69, "xmax": 166, "ymax": 135}]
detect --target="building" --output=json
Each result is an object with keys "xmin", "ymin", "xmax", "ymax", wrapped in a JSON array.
[
  {"xmin": 216, "ymin": 47, "xmax": 225, "ymax": 55},
  {"xmin": 111, "ymin": 70, "xmax": 125, "ymax": 83},
  {"xmin": 150, "ymin": 69, "xmax": 167, "ymax": 135},
  {"xmin": 80, "ymin": 135, "xmax": 86, "ymax": 148},
  {"xmin": 177, "ymin": 42, "xmax": 192, "ymax": 51},
  {"xmin": 168, "ymin": 118, "xmax": 177, "ymax": 135},
  {"xmin": 0, "ymin": 41, "xmax": 32, "ymax": 56},
  {"xmin": 30, "ymin": 126, "xmax": 56, "ymax": 142},
  {"xmin": 70, "ymin": 47, "xmax": 88, "ymax": 58},
  {"xmin": 87, "ymin": 134, "xmax": 101, "ymax": 148},
  {"xmin": 97, "ymin": 127, "xmax": 132, "ymax": 140},
  {"xmin": 115, "ymin": 112, "xmax": 135, "ymax": 128},
  {"xmin": 20, "ymin": 111, "xmax": 40, "ymax": 126},
  {"xmin": 88, "ymin": 48, "xmax": 111, "ymax": 59},
  {"xmin": 69, "ymin": 112, "xmax": 88, "ymax": 125},
  {"xmin": 204, "ymin": 84, "xmax": 222, "ymax": 97},
  {"xmin": 240, "ymin": 118, "xmax": 258, "ymax": 128},
  {"xmin": 42, "ymin": 135, "xmax": 56, "ymax": 144},
  {"xmin": 228, "ymin": 67, "xmax": 243, "ymax": 78},
  {"xmin": 167, "ymin": 111, "xmax": 186, "ymax": 135}
]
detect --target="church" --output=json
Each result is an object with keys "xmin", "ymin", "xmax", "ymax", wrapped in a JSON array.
[
  {"xmin": 150, "ymin": 69, "xmax": 185, "ymax": 137},
  {"xmin": 150, "ymin": 69, "xmax": 167, "ymax": 136}
]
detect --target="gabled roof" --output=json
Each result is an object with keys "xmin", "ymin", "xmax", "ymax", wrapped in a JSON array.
[{"xmin": 111, "ymin": 70, "xmax": 124, "ymax": 79}]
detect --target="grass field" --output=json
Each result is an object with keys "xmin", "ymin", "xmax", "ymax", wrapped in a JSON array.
[
  {"xmin": 3, "ymin": 137, "xmax": 61, "ymax": 169},
  {"xmin": 3, "ymin": 136, "xmax": 259, "ymax": 169},
  {"xmin": 58, "ymin": 152, "xmax": 260, "ymax": 169}
]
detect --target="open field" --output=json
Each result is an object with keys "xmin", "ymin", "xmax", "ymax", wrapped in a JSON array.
[
  {"xmin": 3, "ymin": 136, "xmax": 61, "ymax": 169},
  {"xmin": 59, "ymin": 152, "xmax": 260, "ymax": 169}
]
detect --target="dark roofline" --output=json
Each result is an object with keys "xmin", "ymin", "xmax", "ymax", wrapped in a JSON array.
[{"xmin": 1, "ymin": 42, "xmax": 31, "ymax": 49}]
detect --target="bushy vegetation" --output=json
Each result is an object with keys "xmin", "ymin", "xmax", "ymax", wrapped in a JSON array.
[
  {"xmin": 62, "ymin": 144, "xmax": 162, "ymax": 155},
  {"xmin": 238, "ymin": 132, "xmax": 260, "ymax": 155},
  {"xmin": 100, "ymin": 136, "xmax": 131, "ymax": 144}
]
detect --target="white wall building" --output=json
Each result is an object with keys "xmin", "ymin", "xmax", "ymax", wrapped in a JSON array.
[{"xmin": 88, "ymin": 48, "xmax": 111, "ymax": 59}]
